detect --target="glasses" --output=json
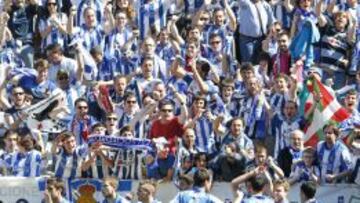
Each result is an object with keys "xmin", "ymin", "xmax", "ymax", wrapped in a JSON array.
[
  {"xmin": 47, "ymin": 2, "xmax": 56, "ymax": 6},
  {"xmin": 58, "ymin": 76, "xmax": 68, "ymax": 81},
  {"xmin": 13, "ymin": 92, "xmax": 24, "ymax": 96},
  {"xmin": 211, "ymin": 41, "xmax": 221, "ymax": 45},
  {"xmin": 161, "ymin": 109, "xmax": 173, "ymax": 113},
  {"xmin": 126, "ymin": 100, "xmax": 136, "ymax": 104},
  {"xmin": 77, "ymin": 106, "xmax": 88, "ymax": 110}
]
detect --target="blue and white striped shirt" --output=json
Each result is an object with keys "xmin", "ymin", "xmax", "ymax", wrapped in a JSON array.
[
  {"xmin": 316, "ymin": 141, "xmax": 353, "ymax": 183},
  {"xmin": 54, "ymin": 145, "xmax": 88, "ymax": 179},
  {"xmin": 38, "ymin": 13, "xmax": 68, "ymax": 51},
  {"xmin": 13, "ymin": 150, "xmax": 42, "ymax": 177},
  {"xmin": 138, "ymin": 0, "xmax": 168, "ymax": 39}
]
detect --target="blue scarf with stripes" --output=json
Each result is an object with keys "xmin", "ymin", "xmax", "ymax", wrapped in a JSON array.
[{"xmin": 88, "ymin": 135, "xmax": 155, "ymax": 151}]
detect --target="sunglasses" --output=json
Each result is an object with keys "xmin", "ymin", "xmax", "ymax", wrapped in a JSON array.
[
  {"xmin": 47, "ymin": 2, "xmax": 56, "ymax": 6},
  {"xmin": 58, "ymin": 76, "xmax": 68, "ymax": 81},
  {"xmin": 77, "ymin": 106, "xmax": 88, "ymax": 110},
  {"xmin": 200, "ymin": 18, "xmax": 209, "ymax": 21},
  {"xmin": 126, "ymin": 100, "xmax": 136, "ymax": 104}
]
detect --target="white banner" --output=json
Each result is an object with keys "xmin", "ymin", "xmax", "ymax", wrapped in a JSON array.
[
  {"xmin": 0, "ymin": 177, "xmax": 45, "ymax": 203},
  {"xmin": 0, "ymin": 177, "xmax": 359, "ymax": 203}
]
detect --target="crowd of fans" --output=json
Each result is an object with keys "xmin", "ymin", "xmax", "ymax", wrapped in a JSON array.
[{"xmin": 0, "ymin": 0, "xmax": 359, "ymax": 202}]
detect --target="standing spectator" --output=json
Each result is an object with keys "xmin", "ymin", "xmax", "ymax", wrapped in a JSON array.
[
  {"xmin": 272, "ymin": 102, "xmax": 305, "ymax": 159},
  {"xmin": 316, "ymin": 4, "xmax": 356, "ymax": 89},
  {"xmin": 12, "ymin": 132, "xmax": 42, "ymax": 177},
  {"xmin": 43, "ymin": 178, "xmax": 70, "ymax": 203},
  {"xmin": 237, "ymin": 0, "xmax": 275, "ymax": 63},
  {"xmin": 288, "ymin": 147, "xmax": 320, "ymax": 185},
  {"xmin": 316, "ymin": 123, "xmax": 352, "ymax": 183},
  {"xmin": 7, "ymin": 0, "xmax": 40, "ymax": 68},
  {"xmin": 271, "ymin": 32, "xmax": 291, "ymax": 78},
  {"xmin": 46, "ymin": 43, "xmax": 78, "ymax": 85},
  {"xmin": 0, "ymin": 130, "xmax": 19, "ymax": 176},
  {"xmin": 51, "ymin": 131, "xmax": 89, "ymax": 179},
  {"xmin": 3, "ymin": 86, "xmax": 29, "ymax": 132},
  {"xmin": 149, "ymin": 98, "xmax": 187, "ymax": 154},
  {"xmin": 277, "ymin": 130, "xmax": 305, "ymax": 177},
  {"xmin": 68, "ymin": 98, "xmax": 97, "ymax": 145},
  {"xmin": 348, "ymin": 129, "xmax": 360, "ymax": 184},
  {"xmin": 38, "ymin": 0, "xmax": 68, "ymax": 53}
]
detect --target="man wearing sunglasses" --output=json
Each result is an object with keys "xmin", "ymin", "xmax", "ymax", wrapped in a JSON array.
[
  {"xmin": 56, "ymin": 69, "xmax": 86, "ymax": 121},
  {"xmin": 69, "ymin": 98, "xmax": 97, "ymax": 144}
]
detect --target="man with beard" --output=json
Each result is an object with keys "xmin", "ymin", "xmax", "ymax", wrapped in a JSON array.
[
  {"xmin": 271, "ymin": 32, "xmax": 291, "ymax": 78},
  {"xmin": 102, "ymin": 177, "xmax": 129, "ymax": 203},
  {"xmin": 316, "ymin": 124, "xmax": 352, "ymax": 183},
  {"xmin": 12, "ymin": 132, "xmax": 42, "ymax": 177}
]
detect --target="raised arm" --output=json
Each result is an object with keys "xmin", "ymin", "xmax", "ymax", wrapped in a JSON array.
[
  {"xmin": 191, "ymin": 61, "xmax": 209, "ymax": 94},
  {"xmin": 316, "ymin": 0, "xmax": 327, "ymax": 27},
  {"xmin": 223, "ymin": 0, "xmax": 237, "ymax": 31},
  {"xmin": 103, "ymin": 4, "xmax": 115, "ymax": 35},
  {"xmin": 67, "ymin": 6, "xmax": 76, "ymax": 35}
]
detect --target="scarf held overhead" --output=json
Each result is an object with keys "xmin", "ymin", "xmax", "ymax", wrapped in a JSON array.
[{"xmin": 88, "ymin": 135, "xmax": 155, "ymax": 151}]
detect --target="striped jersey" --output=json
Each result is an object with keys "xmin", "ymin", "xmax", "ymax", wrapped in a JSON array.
[
  {"xmin": 53, "ymin": 145, "xmax": 88, "ymax": 179},
  {"xmin": 12, "ymin": 150, "xmax": 42, "ymax": 177},
  {"xmin": 137, "ymin": 0, "xmax": 168, "ymax": 39},
  {"xmin": 38, "ymin": 13, "xmax": 68, "ymax": 51},
  {"xmin": 316, "ymin": 141, "xmax": 353, "ymax": 183}
]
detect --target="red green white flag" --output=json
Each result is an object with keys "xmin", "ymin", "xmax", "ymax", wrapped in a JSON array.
[{"xmin": 303, "ymin": 77, "xmax": 350, "ymax": 147}]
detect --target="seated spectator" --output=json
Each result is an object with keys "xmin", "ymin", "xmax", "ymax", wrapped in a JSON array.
[
  {"xmin": 102, "ymin": 177, "xmax": 130, "ymax": 203},
  {"xmin": 288, "ymin": 147, "xmax": 320, "ymax": 185},
  {"xmin": 43, "ymin": 178, "xmax": 70, "ymax": 203},
  {"xmin": 136, "ymin": 180, "xmax": 162, "ymax": 203}
]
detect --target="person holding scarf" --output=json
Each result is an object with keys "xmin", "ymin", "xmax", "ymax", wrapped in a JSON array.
[{"xmin": 316, "ymin": 123, "xmax": 352, "ymax": 183}]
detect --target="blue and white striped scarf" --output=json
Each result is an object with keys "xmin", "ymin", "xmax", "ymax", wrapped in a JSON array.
[{"xmin": 88, "ymin": 135, "xmax": 155, "ymax": 151}]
